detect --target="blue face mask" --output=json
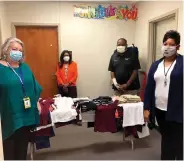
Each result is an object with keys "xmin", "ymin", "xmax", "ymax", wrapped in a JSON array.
[{"xmin": 9, "ymin": 50, "xmax": 23, "ymax": 62}]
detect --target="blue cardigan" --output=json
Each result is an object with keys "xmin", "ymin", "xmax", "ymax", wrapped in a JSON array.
[{"xmin": 144, "ymin": 54, "xmax": 183, "ymax": 124}]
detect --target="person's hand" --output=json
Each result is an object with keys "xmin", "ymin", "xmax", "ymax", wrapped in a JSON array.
[
  {"xmin": 118, "ymin": 84, "xmax": 128, "ymax": 90},
  {"xmin": 63, "ymin": 83, "xmax": 69, "ymax": 87},
  {"xmin": 144, "ymin": 110, "xmax": 150, "ymax": 122},
  {"xmin": 37, "ymin": 102, "xmax": 41, "ymax": 114},
  {"xmin": 63, "ymin": 86, "xmax": 68, "ymax": 93},
  {"xmin": 112, "ymin": 78, "xmax": 120, "ymax": 90},
  {"xmin": 113, "ymin": 83, "xmax": 121, "ymax": 90}
]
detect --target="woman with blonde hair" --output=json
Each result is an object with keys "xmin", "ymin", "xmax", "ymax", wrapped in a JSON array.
[{"xmin": 0, "ymin": 37, "xmax": 42, "ymax": 160}]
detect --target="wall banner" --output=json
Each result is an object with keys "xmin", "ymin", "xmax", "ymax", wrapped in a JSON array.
[{"xmin": 74, "ymin": 4, "xmax": 138, "ymax": 21}]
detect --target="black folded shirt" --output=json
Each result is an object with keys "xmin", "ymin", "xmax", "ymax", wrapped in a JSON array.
[{"xmin": 77, "ymin": 101, "xmax": 97, "ymax": 113}]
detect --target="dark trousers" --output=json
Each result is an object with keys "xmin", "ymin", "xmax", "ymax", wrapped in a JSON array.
[
  {"xmin": 3, "ymin": 127, "xmax": 30, "ymax": 160},
  {"xmin": 58, "ymin": 86, "xmax": 77, "ymax": 98},
  {"xmin": 155, "ymin": 108, "xmax": 183, "ymax": 160}
]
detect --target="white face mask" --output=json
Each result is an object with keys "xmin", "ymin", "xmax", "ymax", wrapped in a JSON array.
[
  {"xmin": 162, "ymin": 45, "xmax": 177, "ymax": 57},
  {"xmin": 117, "ymin": 46, "xmax": 126, "ymax": 53},
  {"xmin": 63, "ymin": 56, "xmax": 70, "ymax": 62}
]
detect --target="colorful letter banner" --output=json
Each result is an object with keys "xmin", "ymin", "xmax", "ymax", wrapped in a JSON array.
[{"xmin": 74, "ymin": 4, "xmax": 138, "ymax": 21}]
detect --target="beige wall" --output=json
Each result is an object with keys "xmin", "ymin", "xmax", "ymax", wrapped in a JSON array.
[
  {"xmin": 0, "ymin": 3, "xmax": 5, "ymax": 159},
  {"xmin": 0, "ymin": 1, "xmax": 6, "ymax": 44},
  {"xmin": 134, "ymin": 1, "xmax": 183, "ymax": 71},
  {"xmin": 1, "ymin": 1, "xmax": 183, "ymax": 96},
  {"xmin": 4, "ymin": 1, "xmax": 136, "ymax": 98}
]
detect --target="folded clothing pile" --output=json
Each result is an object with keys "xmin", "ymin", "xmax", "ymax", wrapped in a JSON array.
[
  {"xmin": 50, "ymin": 96, "xmax": 78, "ymax": 123},
  {"xmin": 92, "ymin": 96, "xmax": 113, "ymax": 106},
  {"xmin": 75, "ymin": 101, "xmax": 97, "ymax": 113},
  {"xmin": 117, "ymin": 95, "xmax": 141, "ymax": 104}
]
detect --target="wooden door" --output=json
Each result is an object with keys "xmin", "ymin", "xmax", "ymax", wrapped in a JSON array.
[{"xmin": 16, "ymin": 26, "xmax": 59, "ymax": 98}]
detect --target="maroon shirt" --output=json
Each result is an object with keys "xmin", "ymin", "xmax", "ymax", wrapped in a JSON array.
[
  {"xmin": 39, "ymin": 98, "xmax": 54, "ymax": 126},
  {"xmin": 94, "ymin": 101, "xmax": 118, "ymax": 133}
]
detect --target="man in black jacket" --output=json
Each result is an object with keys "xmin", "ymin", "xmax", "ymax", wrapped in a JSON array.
[{"xmin": 108, "ymin": 38, "xmax": 141, "ymax": 95}]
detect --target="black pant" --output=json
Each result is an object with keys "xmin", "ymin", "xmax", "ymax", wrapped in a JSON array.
[
  {"xmin": 155, "ymin": 108, "xmax": 183, "ymax": 160},
  {"xmin": 3, "ymin": 127, "xmax": 30, "ymax": 160},
  {"xmin": 58, "ymin": 86, "xmax": 77, "ymax": 98}
]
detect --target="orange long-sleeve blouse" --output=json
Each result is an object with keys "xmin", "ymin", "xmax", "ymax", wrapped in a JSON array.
[{"xmin": 56, "ymin": 61, "xmax": 78, "ymax": 86}]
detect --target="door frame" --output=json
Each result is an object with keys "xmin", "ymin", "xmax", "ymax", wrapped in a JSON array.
[
  {"xmin": 0, "ymin": 19, "xmax": 2, "ymax": 45},
  {"xmin": 147, "ymin": 9, "xmax": 178, "ymax": 71},
  {"xmin": 11, "ymin": 22, "xmax": 61, "ymax": 57},
  {"xmin": 0, "ymin": 20, "xmax": 1, "ymax": 59}
]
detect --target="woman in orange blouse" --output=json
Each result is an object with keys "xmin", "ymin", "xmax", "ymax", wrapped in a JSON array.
[{"xmin": 56, "ymin": 50, "xmax": 78, "ymax": 98}]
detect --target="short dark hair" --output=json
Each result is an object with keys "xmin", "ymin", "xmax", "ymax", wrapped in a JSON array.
[
  {"xmin": 117, "ymin": 38, "xmax": 127, "ymax": 44},
  {"xmin": 59, "ymin": 50, "xmax": 72, "ymax": 68},
  {"xmin": 163, "ymin": 30, "xmax": 180, "ymax": 45}
]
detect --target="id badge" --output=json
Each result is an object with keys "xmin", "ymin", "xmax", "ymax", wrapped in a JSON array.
[{"xmin": 23, "ymin": 97, "xmax": 31, "ymax": 109}]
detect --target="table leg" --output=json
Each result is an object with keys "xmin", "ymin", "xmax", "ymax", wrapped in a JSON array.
[
  {"xmin": 122, "ymin": 132, "xmax": 135, "ymax": 150},
  {"xmin": 131, "ymin": 138, "xmax": 135, "ymax": 150},
  {"xmin": 122, "ymin": 132, "xmax": 125, "ymax": 142},
  {"xmin": 30, "ymin": 142, "xmax": 35, "ymax": 160}
]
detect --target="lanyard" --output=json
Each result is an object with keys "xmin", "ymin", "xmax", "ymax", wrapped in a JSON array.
[
  {"xmin": 7, "ymin": 62, "xmax": 26, "ymax": 97},
  {"xmin": 163, "ymin": 60, "xmax": 175, "ymax": 86},
  {"xmin": 163, "ymin": 60, "xmax": 175, "ymax": 77}
]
